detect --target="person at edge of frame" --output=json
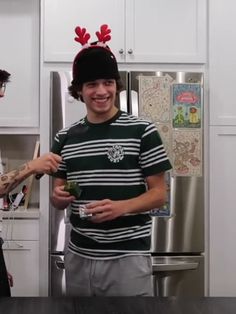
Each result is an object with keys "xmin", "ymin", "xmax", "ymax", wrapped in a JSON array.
[
  {"xmin": 51, "ymin": 24, "xmax": 172, "ymax": 296},
  {"xmin": 0, "ymin": 69, "xmax": 62, "ymax": 296}
]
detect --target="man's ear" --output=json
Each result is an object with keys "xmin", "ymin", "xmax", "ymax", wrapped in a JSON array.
[{"xmin": 77, "ymin": 92, "xmax": 84, "ymax": 102}]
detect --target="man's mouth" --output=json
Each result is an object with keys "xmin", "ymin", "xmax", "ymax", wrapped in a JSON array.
[{"xmin": 93, "ymin": 97, "xmax": 109, "ymax": 103}]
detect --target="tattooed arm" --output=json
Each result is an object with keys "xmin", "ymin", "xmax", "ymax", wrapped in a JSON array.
[{"xmin": 0, "ymin": 153, "xmax": 62, "ymax": 197}]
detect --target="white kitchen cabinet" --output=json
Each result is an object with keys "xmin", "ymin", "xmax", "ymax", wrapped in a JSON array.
[
  {"xmin": 209, "ymin": 0, "xmax": 236, "ymax": 125},
  {"xmin": 0, "ymin": 0, "xmax": 39, "ymax": 129},
  {"xmin": 2, "ymin": 218, "xmax": 39, "ymax": 296},
  {"xmin": 42, "ymin": 0, "xmax": 206, "ymax": 63},
  {"xmin": 0, "ymin": 134, "xmax": 40, "ymax": 209},
  {"xmin": 209, "ymin": 126, "xmax": 236, "ymax": 296},
  {"xmin": 3, "ymin": 240, "xmax": 39, "ymax": 297}
]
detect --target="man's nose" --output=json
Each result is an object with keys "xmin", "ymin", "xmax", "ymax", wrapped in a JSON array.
[{"xmin": 96, "ymin": 83, "xmax": 107, "ymax": 93}]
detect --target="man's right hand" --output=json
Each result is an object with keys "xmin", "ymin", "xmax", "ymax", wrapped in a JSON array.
[{"xmin": 51, "ymin": 183, "xmax": 76, "ymax": 210}]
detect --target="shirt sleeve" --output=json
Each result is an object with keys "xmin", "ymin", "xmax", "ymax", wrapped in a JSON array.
[{"xmin": 140, "ymin": 122, "xmax": 172, "ymax": 177}]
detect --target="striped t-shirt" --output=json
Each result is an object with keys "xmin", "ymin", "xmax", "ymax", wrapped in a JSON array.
[{"xmin": 51, "ymin": 110, "xmax": 172, "ymax": 259}]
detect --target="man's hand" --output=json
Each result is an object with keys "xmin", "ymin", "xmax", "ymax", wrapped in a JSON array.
[
  {"xmin": 51, "ymin": 184, "xmax": 75, "ymax": 210},
  {"xmin": 85, "ymin": 199, "xmax": 125, "ymax": 223},
  {"xmin": 7, "ymin": 272, "xmax": 13, "ymax": 287},
  {"xmin": 29, "ymin": 153, "xmax": 62, "ymax": 174}
]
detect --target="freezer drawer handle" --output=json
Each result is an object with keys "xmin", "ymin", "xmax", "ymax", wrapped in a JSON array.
[
  {"xmin": 152, "ymin": 261, "xmax": 198, "ymax": 272},
  {"xmin": 55, "ymin": 260, "xmax": 65, "ymax": 270}
]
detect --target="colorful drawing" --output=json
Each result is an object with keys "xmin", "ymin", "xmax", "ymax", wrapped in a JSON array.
[
  {"xmin": 172, "ymin": 129, "xmax": 202, "ymax": 176},
  {"xmin": 139, "ymin": 77, "xmax": 203, "ymax": 178},
  {"xmin": 139, "ymin": 75, "xmax": 173, "ymax": 123},
  {"xmin": 172, "ymin": 83, "xmax": 202, "ymax": 128}
]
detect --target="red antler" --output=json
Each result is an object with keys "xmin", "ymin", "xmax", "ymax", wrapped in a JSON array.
[
  {"xmin": 95, "ymin": 24, "xmax": 111, "ymax": 43},
  {"xmin": 74, "ymin": 26, "xmax": 91, "ymax": 45}
]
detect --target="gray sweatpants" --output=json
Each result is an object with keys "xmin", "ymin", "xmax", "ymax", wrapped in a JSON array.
[{"xmin": 65, "ymin": 251, "xmax": 153, "ymax": 296}]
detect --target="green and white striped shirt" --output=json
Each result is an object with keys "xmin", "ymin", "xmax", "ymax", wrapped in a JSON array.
[{"xmin": 51, "ymin": 110, "xmax": 172, "ymax": 259}]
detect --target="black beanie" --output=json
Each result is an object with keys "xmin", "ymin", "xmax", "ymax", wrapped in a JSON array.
[
  {"xmin": 72, "ymin": 25, "xmax": 120, "ymax": 85},
  {"xmin": 72, "ymin": 45, "xmax": 120, "ymax": 85}
]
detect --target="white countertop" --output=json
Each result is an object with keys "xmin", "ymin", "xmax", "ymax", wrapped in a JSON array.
[{"xmin": 1, "ymin": 207, "xmax": 40, "ymax": 219}]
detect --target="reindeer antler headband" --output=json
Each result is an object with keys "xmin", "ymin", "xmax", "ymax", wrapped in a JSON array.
[
  {"xmin": 72, "ymin": 24, "xmax": 119, "ymax": 84},
  {"xmin": 74, "ymin": 24, "xmax": 111, "ymax": 47}
]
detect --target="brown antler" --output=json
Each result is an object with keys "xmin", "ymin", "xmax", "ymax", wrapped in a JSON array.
[
  {"xmin": 74, "ymin": 26, "xmax": 91, "ymax": 45},
  {"xmin": 95, "ymin": 24, "xmax": 111, "ymax": 43}
]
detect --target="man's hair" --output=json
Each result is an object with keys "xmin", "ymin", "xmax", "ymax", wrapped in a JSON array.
[{"xmin": 0, "ymin": 70, "xmax": 11, "ymax": 83}]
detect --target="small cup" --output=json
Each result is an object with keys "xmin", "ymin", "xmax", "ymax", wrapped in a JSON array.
[{"xmin": 78, "ymin": 205, "xmax": 92, "ymax": 220}]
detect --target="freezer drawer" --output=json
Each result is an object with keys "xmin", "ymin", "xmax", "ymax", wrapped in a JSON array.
[
  {"xmin": 152, "ymin": 255, "xmax": 204, "ymax": 297},
  {"xmin": 49, "ymin": 254, "xmax": 66, "ymax": 296}
]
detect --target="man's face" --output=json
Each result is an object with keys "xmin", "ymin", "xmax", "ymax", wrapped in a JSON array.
[
  {"xmin": 0, "ymin": 82, "xmax": 6, "ymax": 98},
  {"xmin": 81, "ymin": 78, "xmax": 117, "ymax": 120}
]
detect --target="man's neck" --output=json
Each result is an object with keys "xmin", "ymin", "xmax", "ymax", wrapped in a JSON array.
[{"xmin": 86, "ymin": 107, "xmax": 119, "ymax": 124}]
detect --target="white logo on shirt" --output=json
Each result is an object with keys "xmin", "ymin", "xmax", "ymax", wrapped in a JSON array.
[{"xmin": 107, "ymin": 145, "xmax": 124, "ymax": 163}]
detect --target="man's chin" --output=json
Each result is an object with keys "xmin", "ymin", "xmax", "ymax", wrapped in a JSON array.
[{"xmin": 93, "ymin": 104, "xmax": 111, "ymax": 113}]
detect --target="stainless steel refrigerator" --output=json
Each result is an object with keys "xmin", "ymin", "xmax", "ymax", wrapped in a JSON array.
[{"xmin": 49, "ymin": 70, "xmax": 205, "ymax": 297}]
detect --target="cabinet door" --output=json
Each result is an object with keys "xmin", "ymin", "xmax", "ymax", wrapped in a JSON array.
[
  {"xmin": 209, "ymin": 126, "xmax": 236, "ymax": 296},
  {"xmin": 0, "ymin": 0, "xmax": 39, "ymax": 128},
  {"xmin": 43, "ymin": 0, "xmax": 125, "ymax": 62},
  {"xmin": 42, "ymin": 0, "xmax": 206, "ymax": 64},
  {"xmin": 2, "ymin": 218, "xmax": 39, "ymax": 241},
  {"xmin": 209, "ymin": 0, "xmax": 236, "ymax": 125},
  {"xmin": 125, "ymin": 0, "xmax": 207, "ymax": 63},
  {"xmin": 3, "ymin": 241, "xmax": 39, "ymax": 296}
]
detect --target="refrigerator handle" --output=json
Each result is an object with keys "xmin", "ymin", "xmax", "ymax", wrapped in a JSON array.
[
  {"xmin": 55, "ymin": 260, "xmax": 65, "ymax": 270},
  {"xmin": 152, "ymin": 261, "xmax": 198, "ymax": 272},
  {"xmin": 169, "ymin": 175, "xmax": 176, "ymax": 217},
  {"xmin": 64, "ymin": 207, "xmax": 71, "ymax": 223},
  {"xmin": 119, "ymin": 90, "xmax": 128, "ymax": 112},
  {"xmin": 130, "ymin": 90, "xmax": 139, "ymax": 116}
]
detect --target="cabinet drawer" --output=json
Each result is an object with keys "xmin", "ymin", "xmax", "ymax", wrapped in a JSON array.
[
  {"xmin": 3, "ymin": 240, "xmax": 39, "ymax": 296},
  {"xmin": 2, "ymin": 219, "xmax": 39, "ymax": 241}
]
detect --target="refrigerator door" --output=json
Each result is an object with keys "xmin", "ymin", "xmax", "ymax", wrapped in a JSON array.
[
  {"xmin": 151, "ymin": 176, "xmax": 204, "ymax": 253},
  {"xmin": 130, "ymin": 71, "xmax": 204, "ymax": 253},
  {"xmin": 152, "ymin": 255, "xmax": 204, "ymax": 296},
  {"xmin": 50, "ymin": 71, "xmax": 87, "ymax": 141},
  {"xmin": 49, "ymin": 71, "xmax": 87, "ymax": 255},
  {"xmin": 50, "ymin": 255, "xmax": 66, "ymax": 296}
]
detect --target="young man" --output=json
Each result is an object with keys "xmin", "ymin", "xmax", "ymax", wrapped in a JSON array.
[
  {"xmin": 0, "ymin": 69, "xmax": 61, "ymax": 296},
  {"xmin": 51, "ymin": 25, "xmax": 172, "ymax": 296}
]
